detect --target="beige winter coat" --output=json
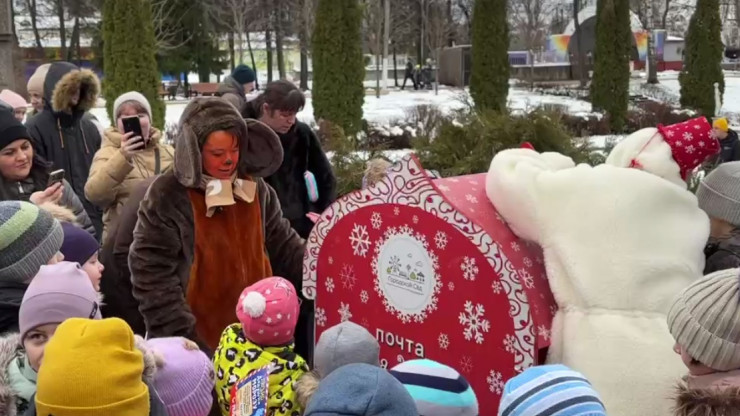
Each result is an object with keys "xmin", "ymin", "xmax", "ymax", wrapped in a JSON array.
[{"xmin": 85, "ymin": 127, "xmax": 174, "ymax": 238}]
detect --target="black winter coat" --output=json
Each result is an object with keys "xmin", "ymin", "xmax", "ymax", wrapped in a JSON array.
[
  {"xmin": 717, "ymin": 129, "xmax": 740, "ymax": 165},
  {"xmin": 25, "ymin": 62, "xmax": 103, "ymax": 239},
  {"xmin": 245, "ymin": 104, "xmax": 336, "ymax": 238},
  {"xmin": 704, "ymin": 230, "xmax": 740, "ymax": 274}
]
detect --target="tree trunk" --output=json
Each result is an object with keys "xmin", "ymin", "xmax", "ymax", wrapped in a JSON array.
[
  {"xmin": 274, "ymin": 0, "xmax": 286, "ymax": 79},
  {"xmin": 266, "ymin": 29, "xmax": 273, "ymax": 82},
  {"xmin": 67, "ymin": 16, "xmax": 79, "ymax": 62},
  {"xmin": 300, "ymin": 0, "xmax": 310, "ymax": 90},
  {"xmin": 393, "ymin": 43, "xmax": 398, "ymax": 87},
  {"xmin": 246, "ymin": 31, "xmax": 259, "ymax": 90},
  {"xmin": 228, "ymin": 32, "xmax": 235, "ymax": 70},
  {"xmin": 647, "ymin": 32, "xmax": 658, "ymax": 83},
  {"xmin": 26, "ymin": 0, "xmax": 43, "ymax": 58},
  {"xmin": 376, "ymin": 49, "xmax": 381, "ymax": 98},
  {"xmin": 237, "ymin": 31, "xmax": 244, "ymax": 66},
  {"xmin": 573, "ymin": 0, "xmax": 587, "ymax": 87},
  {"xmin": 417, "ymin": 0, "xmax": 423, "ymax": 63},
  {"xmin": 57, "ymin": 0, "xmax": 67, "ymax": 59},
  {"xmin": 382, "ymin": 0, "xmax": 390, "ymax": 89},
  {"xmin": 447, "ymin": 0, "xmax": 454, "ymax": 46}
]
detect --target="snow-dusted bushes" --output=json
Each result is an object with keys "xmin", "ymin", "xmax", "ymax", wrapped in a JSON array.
[{"xmin": 414, "ymin": 109, "xmax": 594, "ymax": 177}]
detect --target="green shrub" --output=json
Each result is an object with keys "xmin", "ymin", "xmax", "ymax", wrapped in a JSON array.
[
  {"xmin": 102, "ymin": 0, "xmax": 164, "ymax": 128},
  {"xmin": 679, "ymin": 0, "xmax": 724, "ymax": 116},
  {"xmin": 414, "ymin": 109, "xmax": 593, "ymax": 177},
  {"xmin": 312, "ymin": 0, "xmax": 365, "ymax": 135}
]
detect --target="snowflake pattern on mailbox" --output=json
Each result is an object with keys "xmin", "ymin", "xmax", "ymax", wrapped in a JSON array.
[{"xmin": 303, "ymin": 154, "xmax": 556, "ymax": 414}]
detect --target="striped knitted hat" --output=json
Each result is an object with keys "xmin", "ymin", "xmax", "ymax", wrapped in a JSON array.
[
  {"xmin": 0, "ymin": 201, "xmax": 64, "ymax": 283},
  {"xmin": 667, "ymin": 268, "xmax": 740, "ymax": 371},
  {"xmin": 390, "ymin": 359, "xmax": 478, "ymax": 416},
  {"xmin": 498, "ymin": 365, "xmax": 606, "ymax": 416}
]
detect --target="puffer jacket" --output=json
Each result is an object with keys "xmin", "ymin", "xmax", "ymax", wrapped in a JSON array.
[
  {"xmin": 673, "ymin": 371, "xmax": 740, "ymax": 416},
  {"xmin": 85, "ymin": 127, "xmax": 173, "ymax": 238},
  {"xmin": 213, "ymin": 323, "xmax": 308, "ymax": 416},
  {"xmin": 25, "ymin": 62, "xmax": 103, "ymax": 239}
]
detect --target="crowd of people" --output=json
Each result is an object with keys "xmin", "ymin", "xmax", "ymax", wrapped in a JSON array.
[{"xmin": 0, "ymin": 58, "xmax": 739, "ymax": 416}]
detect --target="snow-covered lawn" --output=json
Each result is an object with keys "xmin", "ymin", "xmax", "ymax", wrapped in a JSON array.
[{"xmin": 89, "ymin": 86, "xmax": 598, "ymax": 129}]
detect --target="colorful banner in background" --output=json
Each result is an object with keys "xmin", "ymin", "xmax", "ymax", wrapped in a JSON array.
[
  {"xmin": 653, "ymin": 30, "xmax": 666, "ymax": 61},
  {"xmin": 546, "ymin": 34, "xmax": 571, "ymax": 60},
  {"xmin": 634, "ymin": 31, "xmax": 649, "ymax": 61}
]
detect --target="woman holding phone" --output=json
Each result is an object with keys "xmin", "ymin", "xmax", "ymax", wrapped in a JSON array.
[
  {"xmin": 85, "ymin": 91, "xmax": 174, "ymax": 238},
  {"xmin": 0, "ymin": 108, "xmax": 94, "ymax": 234}
]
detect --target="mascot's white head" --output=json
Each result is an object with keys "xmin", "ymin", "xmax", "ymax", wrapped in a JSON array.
[{"xmin": 606, "ymin": 117, "xmax": 720, "ymax": 188}]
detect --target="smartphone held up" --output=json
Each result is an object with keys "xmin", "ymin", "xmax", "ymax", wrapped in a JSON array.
[{"xmin": 122, "ymin": 116, "xmax": 146, "ymax": 145}]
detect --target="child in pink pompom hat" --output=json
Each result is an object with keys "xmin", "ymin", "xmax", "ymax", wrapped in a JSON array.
[{"xmin": 212, "ymin": 277, "xmax": 309, "ymax": 416}]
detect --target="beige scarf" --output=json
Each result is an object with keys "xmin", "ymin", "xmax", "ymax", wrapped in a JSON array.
[{"xmin": 200, "ymin": 174, "xmax": 257, "ymax": 217}]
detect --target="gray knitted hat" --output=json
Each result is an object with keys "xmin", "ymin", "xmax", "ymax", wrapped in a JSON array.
[
  {"xmin": 0, "ymin": 201, "xmax": 64, "ymax": 283},
  {"xmin": 314, "ymin": 321, "xmax": 380, "ymax": 378},
  {"xmin": 667, "ymin": 268, "xmax": 740, "ymax": 371},
  {"xmin": 697, "ymin": 161, "xmax": 740, "ymax": 226}
]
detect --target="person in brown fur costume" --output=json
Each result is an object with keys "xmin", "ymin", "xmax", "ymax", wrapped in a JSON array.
[{"xmin": 129, "ymin": 98, "xmax": 307, "ymax": 356}]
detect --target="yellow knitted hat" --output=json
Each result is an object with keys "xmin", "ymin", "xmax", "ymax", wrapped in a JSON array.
[
  {"xmin": 713, "ymin": 117, "xmax": 729, "ymax": 132},
  {"xmin": 35, "ymin": 317, "xmax": 150, "ymax": 416}
]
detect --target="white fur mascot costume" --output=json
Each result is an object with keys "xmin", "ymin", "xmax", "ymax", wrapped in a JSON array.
[{"xmin": 486, "ymin": 117, "xmax": 719, "ymax": 416}]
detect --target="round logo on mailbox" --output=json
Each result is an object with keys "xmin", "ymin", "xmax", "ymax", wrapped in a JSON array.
[{"xmin": 373, "ymin": 225, "xmax": 441, "ymax": 324}]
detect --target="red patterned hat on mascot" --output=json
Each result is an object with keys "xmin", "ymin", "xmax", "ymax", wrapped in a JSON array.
[{"xmin": 608, "ymin": 117, "xmax": 720, "ymax": 187}]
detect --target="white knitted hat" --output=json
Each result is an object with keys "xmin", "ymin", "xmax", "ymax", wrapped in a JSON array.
[{"xmin": 667, "ymin": 268, "xmax": 740, "ymax": 371}]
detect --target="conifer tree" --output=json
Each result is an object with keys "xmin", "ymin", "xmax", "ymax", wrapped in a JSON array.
[
  {"xmin": 102, "ymin": 0, "xmax": 165, "ymax": 128},
  {"xmin": 312, "ymin": 0, "xmax": 365, "ymax": 135},
  {"xmin": 469, "ymin": 0, "xmax": 509, "ymax": 112},
  {"xmin": 679, "ymin": 0, "xmax": 724, "ymax": 116},
  {"xmin": 590, "ymin": 0, "xmax": 631, "ymax": 131}
]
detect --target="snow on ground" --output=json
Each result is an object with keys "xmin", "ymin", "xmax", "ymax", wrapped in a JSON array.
[{"xmin": 90, "ymin": 86, "xmax": 598, "ymax": 129}]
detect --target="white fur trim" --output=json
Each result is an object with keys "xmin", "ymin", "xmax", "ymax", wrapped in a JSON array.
[{"xmin": 243, "ymin": 292, "xmax": 266, "ymax": 318}]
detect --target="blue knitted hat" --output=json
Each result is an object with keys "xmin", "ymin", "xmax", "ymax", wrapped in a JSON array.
[
  {"xmin": 304, "ymin": 363, "xmax": 417, "ymax": 416},
  {"xmin": 498, "ymin": 365, "xmax": 606, "ymax": 416},
  {"xmin": 390, "ymin": 359, "xmax": 478, "ymax": 416}
]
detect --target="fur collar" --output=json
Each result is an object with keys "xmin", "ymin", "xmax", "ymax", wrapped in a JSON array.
[
  {"xmin": 37, "ymin": 202, "xmax": 77, "ymax": 225},
  {"xmin": 674, "ymin": 380, "xmax": 740, "ymax": 416},
  {"xmin": 295, "ymin": 371, "xmax": 320, "ymax": 410},
  {"xmin": 0, "ymin": 333, "xmax": 22, "ymax": 416},
  {"xmin": 46, "ymin": 63, "xmax": 99, "ymax": 114}
]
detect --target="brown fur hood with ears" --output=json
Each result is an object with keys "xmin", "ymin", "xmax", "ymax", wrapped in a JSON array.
[
  {"xmin": 43, "ymin": 61, "xmax": 100, "ymax": 114},
  {"xmin": 673, "ymin": 381, "xmax": 740, "ymax": 416},
  {"xmin": 174, "ymin": 97, "xmax": 283, "ymax": 188}
]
